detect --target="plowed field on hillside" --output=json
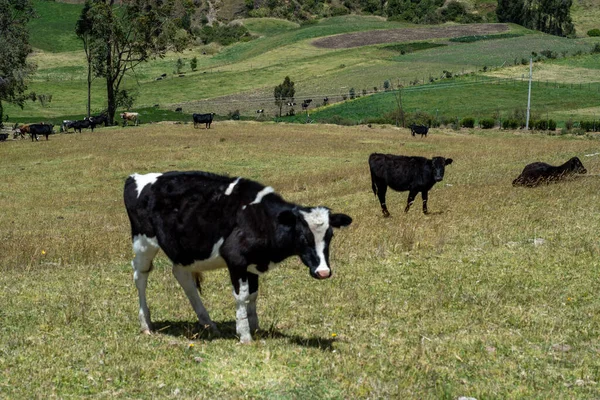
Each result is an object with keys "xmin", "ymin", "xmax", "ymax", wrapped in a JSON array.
[{"xmin": 312, "ymin": 23, "xmax": 510, "ymax": 49}]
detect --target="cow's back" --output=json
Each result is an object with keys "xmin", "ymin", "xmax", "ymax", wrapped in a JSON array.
[{"xmin": 124, "ymin": 171, "xmax": 275, "ymax": 265}]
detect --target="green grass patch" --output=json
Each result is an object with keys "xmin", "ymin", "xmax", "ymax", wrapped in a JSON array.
[
  {"xmin": 449, "ymin": 33, "xmax": 525, "ymax": 43},
  {"xmin": 2, "ymin": 124, "xmax": 600, "ymax": 397},
  {"xmin": 28, "ymin": 0, "xmax": 84, "ymax": 53}
]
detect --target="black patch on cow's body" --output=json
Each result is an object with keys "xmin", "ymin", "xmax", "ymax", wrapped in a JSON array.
[
  {"xmin": 369, "ymin": 153, "xmax": 452, "ymax": 215},
  {"xmin": 513, "ymin": 157, "xmax": 587, "ymax": 187}
]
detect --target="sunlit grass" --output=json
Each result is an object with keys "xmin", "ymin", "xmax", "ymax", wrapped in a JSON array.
[{"xmin": 2, "ymin": 123, "xmax": 600, "ymax": 397}]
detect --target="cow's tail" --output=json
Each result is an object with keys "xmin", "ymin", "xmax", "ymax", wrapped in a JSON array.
[{"xmin": 368, "ymin": 155, "xmax": 378, "ymax": 196}]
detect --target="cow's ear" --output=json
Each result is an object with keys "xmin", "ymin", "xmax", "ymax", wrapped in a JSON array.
[
  {"xmin": 445, "ymin": 158, "xmax": 453, "ymax": 166},
  {"xmin": 330, "ymin": 213, "xmax": 352, "ymax": 229},
  {"xmin": 277, "ymin": 210, "xmax": 297, "ymax": 227}
]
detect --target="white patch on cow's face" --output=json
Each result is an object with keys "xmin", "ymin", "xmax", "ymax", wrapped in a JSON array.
[
  {"xmin": 243, "ymin": 186, "xmax": 274, "ymax": 209},
  {"xmin": 186, "ymin": 238, "xmax": 227, "ymax": 272},
  {"xmin": 300, "ymin": 207, "xmax": 330, "ymax": 276},
  {"xmin": 132, "ymin": 173, "xmax": 162, "ymax": 198},
  {"xmin": 225, "ymin": 177, "xmax": 240, "ymax": 196}
]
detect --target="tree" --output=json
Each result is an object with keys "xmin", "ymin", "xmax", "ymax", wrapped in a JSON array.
[
  {"xmin": 190, "ymin": 56, "xmax": 198, "ymax": 71},
  {"xmin": 84, "ymin": 0, "xmax": 192, "ymax": 124},
  {"xmin": 496, "ymin": 0, "xmax": 574, "ymax": 36},
  {"xmin": 274, "ymin": 76, "xmax": 295, "ymax": 117},
  {"xmin": 76, "ymin": 1, "xmax": 95, "ymax": 118},
  {"xmin": 0, "ymin": 0, "xmax": 36, "ymax": 125}
]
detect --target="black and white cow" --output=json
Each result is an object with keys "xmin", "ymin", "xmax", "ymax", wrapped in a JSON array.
[
  {"xmin": 192, "ymin": 113, "xmax": 215, "ymax": 129},
  {"xmin": 369, "ymin": 153, "xmax": 453, "ymax": 216},
  {"xmin": 123, "ymin": 171, "xmax": 352, "ymax": 343},
  {"xmin": 409, "ymin": 124, "xmax": 429, "ymax": 138}
]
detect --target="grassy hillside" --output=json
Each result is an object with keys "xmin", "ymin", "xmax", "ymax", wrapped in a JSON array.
[
  {"xmin": 29, "ymin": 0, "xmax": 83, "ymax": 53},
  {"xmin": 2, "ymin": 124, "xmax": 600, "ymax": 397},
  {"xmin": 11, "ymin": 6, "xmax": 600, "ymax": 126}
]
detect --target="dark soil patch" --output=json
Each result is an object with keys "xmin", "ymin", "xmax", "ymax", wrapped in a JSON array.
[{"xmin": 312, "ymin": 23, "xmax": 511, "ymax": 49}]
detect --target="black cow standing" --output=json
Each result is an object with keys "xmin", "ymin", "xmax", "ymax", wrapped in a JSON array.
[
  {"xmin": 0, "ymin": 133, "xmax": 8, "ymax": 142},
  {"xmin": 409, "ymin": 124, "xmax": 429, "ymax": 138},
  {"xmin": 512, "ymin": 157, "xmax": 587, "ymax": 187},
  {"xmin": 193, "ymin": 113, "xmax": 215, "ymax": 129},
  {"xmin": 124, "ymin": 171, "xmax": 352, "ymax": 343},
  {"xmin": 369, "ymin": 153, "xmax": 453, "ymax": 216},
  {"xmin": 29, "ymin": 124, "xmax": 54, "ymax": 141}
]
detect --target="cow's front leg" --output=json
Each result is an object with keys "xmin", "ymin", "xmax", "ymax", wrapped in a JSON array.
[
  {"xmin": 231, "ymin": 273, "xmax": 253, "ymax": 343},
  {"xmin": 404, "ymin": 190, "xmax": 418, "ymax": 213},
  {"xmin": 422, "ymin": 191, "xmax": 429, "ymax": 214},
  {"xmin": 247, "ymin": 273, "xmax": 259, "ymax": 333},
  {"xmin": 172, "ymin": 265, "xmax": 220, "ymax": 335}
]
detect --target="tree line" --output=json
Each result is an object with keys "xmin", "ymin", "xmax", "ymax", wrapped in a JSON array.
[{"xmin": 496, "ymin": 0, "xmax": 575, "ymax": 37}]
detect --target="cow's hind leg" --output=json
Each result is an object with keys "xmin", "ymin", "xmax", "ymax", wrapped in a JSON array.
[
  {"xmin": 404, "ymin": 190, "xmax": 419, "ymax": 213},
  {"xmin": 172, "ymin": 265, "xmax": 220, "ymax": 335},
  {"xmin": 231, "ymin": 275, "xmax": 253, "ymax": 343},
  {"xmin": 132, "ymin": 235, "xmax": 160, "ymax": 334}
]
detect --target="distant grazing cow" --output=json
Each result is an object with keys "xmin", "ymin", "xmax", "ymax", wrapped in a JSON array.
[
  {"xmin": 161, "ymin": 73, "xmax": 167, "ymax": 78},
  {"xmin": 28, "ymin": 123, "xmax": 54, "ymax": 141},
  {"xmin": 193, "ymin": 112, "xmax": 215, "ymax": 129},
  {"xmin": 323, "ymin": 97, "xmax": 329, "ymax": 106},
  {"xmin": 124, "ymin": 171, "xmax": 352, "ymax": 342},
  {"xmin": 175, "ymin": 107, "xmax": 183, "ymax": 112},
  {"xmin": 89, "ymin": 114, "xmax": 108, "ymax": 127},
  {"xmin": 14, "ymin": 124, "xmax": 27, "ymax": 139},
  {"xmin": 120, "ymin": 112, "xmax": 140, "ymax": 127},
  {"xmin": 256, "ymin": 109, "xmax": 264, "ymax": 114},
  {"xmin": 369, "ymin": 153, "xmax": 453, "ymax": 216},
  {"xmin": 409, "ymin": 124, "xmax": 429, "ymax": 138},
  {"xmin": 61, "ymin": 120, "xmax": 74, "ymax": 133},
  {"xmin": 287, "ymin": 102, "xmax": 296, "ymax": 107},
  {"xmin": 68, "ymin": 119, "xmax": 93, "ymax": 133},
  {"xmin": 0, "ymin": 133, "xmax": 8, "ymax": 142},
  {"xmin": 512, "ymin": 157, "xmax": 587, "ymax": 187}
]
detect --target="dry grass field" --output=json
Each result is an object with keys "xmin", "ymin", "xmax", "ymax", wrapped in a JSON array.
[{"xmin": 2, "ymin": 122, "xmax": 600, "ymax": 398}]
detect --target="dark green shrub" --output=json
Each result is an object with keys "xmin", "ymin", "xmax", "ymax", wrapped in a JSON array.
[
  {"xmin": 479, "ymin": 118, "xmax": 495, "ymax": 129},
  {"xmin": 228, "ymin": 109, "xmax": 240, "ymax": 120},
  {"xmin": 460, "ymin": 117, "xmax": 475, "ymax": 128},
  {"xmin": 588, "ymin": 29, "xmax": 600, "ymax": 37},
  {"xmin": 533, "ymin": 119, "xmax": 548, "ymax": 130},
  {"xmin": 540, "ymin": 49, "xmax": 557, "ymax": 59},
  {"xmin": 592, "ymin": 43, "xmax": 600, "ymax": 54},
  {"xmin": 579, "ymin": 120, "xmax": 600, "ymax": 132},
  {"xmin": 548, "ymin": 119, "xmax": 556, "ymax": 131},
  {"xmin": 502, "ymin": 119, "xmax": 520, "ymax": 130}
]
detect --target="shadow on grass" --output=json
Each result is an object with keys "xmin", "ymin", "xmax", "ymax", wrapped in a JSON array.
[{"xmin": 152, "ymin": 320, "xmax": 337, "ymax": 350}]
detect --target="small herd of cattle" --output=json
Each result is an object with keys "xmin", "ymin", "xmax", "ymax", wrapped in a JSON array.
[{"xmin": 124, "ymin": 149, "xmax": 588, "ymax": 343}]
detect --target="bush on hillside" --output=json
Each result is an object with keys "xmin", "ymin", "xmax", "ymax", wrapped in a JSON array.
[
  {"xmin": 588, "ymin": 29, "xmax": 600, "ymax": 37},
  {"xmin": 197, "ymin": 23, "xmax": 252, "ymax": 46},
  {"xmin": 591, "ymin": 43, "xmax": 600, "ymax": 54},
  {"xmin": 502, "ymin": 119, "xmax": 521, "ymax": 130},
  {"xmin": 228, "ymin": 109, "xmax": 240, "ymax": 120},
  {"xmin": 479, "ymin": 118, "xmax": 495, "ymax": 129},
  {"xmin": 460, "ymin": 117, "xmax": 474, "ymax": 128},
  {"xmin": 579, "ymin": 120, "xmax": 600, "ymax": 132}
]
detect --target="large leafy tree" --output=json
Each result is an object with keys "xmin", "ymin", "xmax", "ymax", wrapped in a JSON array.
[
  {"xmin": 0, "ymin": 0, "xmax": 36, "ymax": 125},
  {"xmin": 81, "ymin": 0, "xmax": 192, "ymax": 124},
  {"xmin": 274, "ymin": 76, "xmax": 295, "ymax": 117}
]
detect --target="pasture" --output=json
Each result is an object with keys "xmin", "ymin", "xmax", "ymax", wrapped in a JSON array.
[{"xmin": 2, "ymin": 123, "xmax": 600, "ymax": 398}]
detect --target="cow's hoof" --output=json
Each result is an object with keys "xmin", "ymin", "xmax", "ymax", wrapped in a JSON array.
[
  {"xmin": 141, "ymin": 329, "xmax": 152, "ymax": 335},
  {"xmin": 382, "ymin": 212, "xmax": 390, "ymax": 218},
  {"xmin": 239, "ymin": 336, "xmax": 253, "ymax": 344}
]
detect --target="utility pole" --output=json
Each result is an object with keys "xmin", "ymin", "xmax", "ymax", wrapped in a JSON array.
[{"xmin": 526, "ymin": 57, "xmax": 533, "ymax": 130}]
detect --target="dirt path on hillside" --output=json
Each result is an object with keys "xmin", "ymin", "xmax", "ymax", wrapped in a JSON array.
[{"xmin": 312, "ymin": 23, "xmax": 510, "ymax": 49}]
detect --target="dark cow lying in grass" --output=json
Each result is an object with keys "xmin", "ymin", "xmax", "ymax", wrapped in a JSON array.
[
  {"xmin": 192, "ymin": 113, "xmax": 215, "ymax": 129},
  {"xmin": 124, "ymin": 171, "xmax": 352, "ymax": 343},
  {"xmin": 409, "ymin": 124, "xmax": 429, "ymax": 138},
  {"xmin": 512, "ymin": 157, "xmax": 587, "ymax": 187},
  {"xmin": 369, "ymin": 153, "xmax": 453, "ymax": 216}
]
